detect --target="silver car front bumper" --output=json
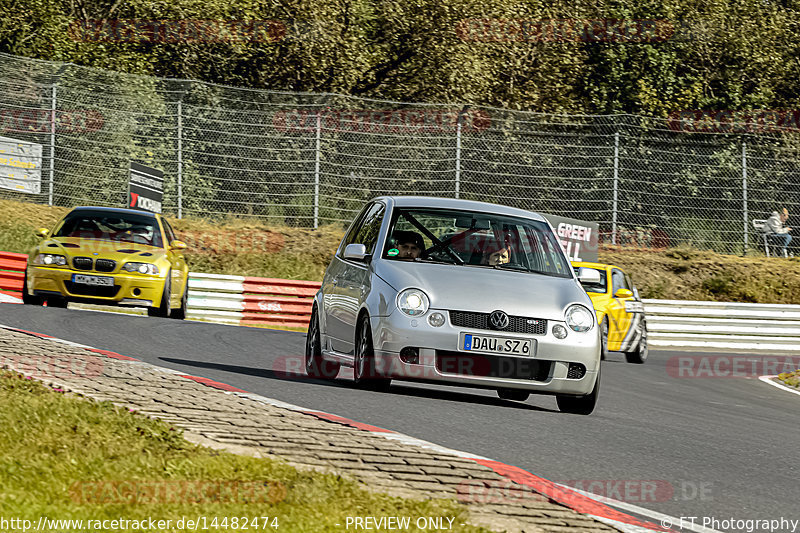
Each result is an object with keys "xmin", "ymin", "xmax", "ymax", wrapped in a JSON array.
[{"xmin": 369, "ymin": 309, "xmax": 600, "ymax": 396}]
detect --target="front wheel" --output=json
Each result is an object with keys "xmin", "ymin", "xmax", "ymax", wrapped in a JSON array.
[
  {"xmin": 600, "ymin": 318, "xmax": 609, "ymax": 361},
  {"xmin": 148, "ymin": 274, "xmax": 171, "ymax": 318},
  {"xmin": 170, "ymin": 281, "xmax": 188, "ymax": 320},
  {"xmin": 625, "ymin": 325, "xmax": 648, "ymax": 364},
  {"xmin": 305, "ymin": 306, "xmax": 339, "ymax": 379},
  {"xmin": 21, "ymin": 271, "xmax": 42, "ymax": 305},
  {"xmin": 556, "ymin": 368, "xmax": 600, "ymax": 415},
  {"xmin": 354, "ymin": 314, "xmax": 391, "ymax": 391}
]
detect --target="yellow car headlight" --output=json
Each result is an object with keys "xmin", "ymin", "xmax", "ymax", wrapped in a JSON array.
[
  {"xmin": 33, "ymin": 254, "xmax": 67, "ymax": 266},
  {"xmin": 122, "ymin": 262, "xmax": 159, "ymax": 275}
]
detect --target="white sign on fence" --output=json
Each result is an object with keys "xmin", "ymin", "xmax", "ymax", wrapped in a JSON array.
[{"xmin": 0, "ymin": 136, "xmax": 42, "ymax": 194}]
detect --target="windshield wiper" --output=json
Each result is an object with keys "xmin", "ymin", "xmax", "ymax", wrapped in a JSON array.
[{"xmin": 414, "ymin": 258, "xmax": 462, "ymax": 265}]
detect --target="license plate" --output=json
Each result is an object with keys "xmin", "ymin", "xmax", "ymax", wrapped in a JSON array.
[
  {"xmin": 460, "ymin": 333, "xmax": 533, "ymax": 356},
  {"xmin": 72, "ymin": 274, "xmax": 114, "ymax": 287}
]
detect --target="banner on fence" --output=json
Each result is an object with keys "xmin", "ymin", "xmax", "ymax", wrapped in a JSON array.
[
  {"xmin": 0, "ymin": 136, "xmax": 42, "ymax": 195},
  {"xmin": 128, "ymin": 161, "xmax": 163, "ymax": 213},
  {"xmin": 541, "ymin": 213, "xmax": 599, "ymax": 263}
]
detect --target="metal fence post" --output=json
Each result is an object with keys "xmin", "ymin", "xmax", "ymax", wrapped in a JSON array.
[
  {"xmin": 48, "ymin": 83, "xmax": 56, "ymax": 206},
  {"xmin": 313, "ymin": 112, "xmax": 321, "ymax": 229},
  {"xmin": 742, "ymin": 141, "xmax": 748, "ymax": 255},
  {"xmin": 177, "ymin": 98, "xmax": 183, "ymax": 219},
  {"xmin": 611, "ymin": 132, "xmax": 619, "ymax": 245},
  {"xmin": 454, "ymin": 118, "xmax": 462, "ymax": 199}
]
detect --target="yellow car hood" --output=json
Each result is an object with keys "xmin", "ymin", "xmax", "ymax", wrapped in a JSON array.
[{"xmin": 39, "ymin": 237, "xmax": 165, "ymax": 261}]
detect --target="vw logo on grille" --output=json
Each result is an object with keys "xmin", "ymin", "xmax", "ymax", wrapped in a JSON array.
[{"xmin": 489, "ymin": 310, "xmax": 509, "ymax": 330}]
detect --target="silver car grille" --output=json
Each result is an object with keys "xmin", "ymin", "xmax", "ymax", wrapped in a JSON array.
[{"xmin": 449, "ymin": 310, "xmax": 547, "ymax": 335}]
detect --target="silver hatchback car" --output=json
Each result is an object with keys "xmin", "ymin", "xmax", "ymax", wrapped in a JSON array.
[{"xmin": 305, "ymin": 197, "xmax": 603, "ymax": 414}]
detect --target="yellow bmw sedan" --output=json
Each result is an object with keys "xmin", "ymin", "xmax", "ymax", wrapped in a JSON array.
[
  {"xmin": 571, "ymin": 261, "xmax": 648, "ymax": 364},
  {"xmin": 23, "ymin": 206, "xmax": 189, "ymax": 319}
]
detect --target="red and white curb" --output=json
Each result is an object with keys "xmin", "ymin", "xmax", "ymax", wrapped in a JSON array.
[
  {"xmin": 758, "ymin": 375, "xmax": 800, "ymax": 397},
  {"xmin": 0, "ymin": 293, "xmax": 22, "ymax": 304},
  {"xmin": 0, "ymin": 323, "xmax": 710, "ymax": 533}
]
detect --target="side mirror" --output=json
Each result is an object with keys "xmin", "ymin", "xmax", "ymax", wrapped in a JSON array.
[
  {"xmin": 170, "ymin": 240, "xmax": 187, "ymax": 250},
  {"xmin": 614, "ymin": 288, "xmax": 633, "ymax": 299},
  {"xmin": 343, "ymin": 243, "xmax": 369, "ymax": 261},
  {"xmin": 35, "ymin": 228, "xmax": 49, "ymax": 239},
  {"xmin": 576, "ymin": 267, "xmax": 601, "ymax": 284}
]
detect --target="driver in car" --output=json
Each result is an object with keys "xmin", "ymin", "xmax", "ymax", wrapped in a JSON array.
[
  {"xmin": 390, "ymin": 230, "xmax": 424, "ymax": 260},
  {"xmin": 481, "ymin": 241, "xmax": 511, "ymax": 266}
]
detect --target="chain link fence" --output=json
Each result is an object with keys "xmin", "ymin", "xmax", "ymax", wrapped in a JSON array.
[{"xmin": 1, "ymin": 51, "xmax": 798, "ymax": 255}]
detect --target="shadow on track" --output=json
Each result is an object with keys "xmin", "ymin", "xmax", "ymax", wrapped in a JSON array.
[{"xmin": 160, "ymin": 356, "xmax": 557, "ymax": 412}]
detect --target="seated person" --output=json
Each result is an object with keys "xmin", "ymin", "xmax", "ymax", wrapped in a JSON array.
[
  {"xmin": 765, "ymin": 207, "xmax": 792, "ymax": 256},
  {"xmin": 389, "ymin": 230, "xmax": 424, "ymax": 260},
  {"xmin": 481, "ymin": 241, "xmax": 511, "ymax": 266}
]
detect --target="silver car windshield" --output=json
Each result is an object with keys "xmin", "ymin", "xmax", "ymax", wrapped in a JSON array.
[{"xmin": 383, "ymin": 208, "xmax": 572, "ymax": 278}]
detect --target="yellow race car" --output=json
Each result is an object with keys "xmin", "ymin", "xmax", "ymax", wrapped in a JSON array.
[
  {"xmin": 571, "ymin": 261, "xmax": 648, "ymax": 364},
  {"xmin": 23, "ymin": 206, "xmax": 189, "ymax": 319}
]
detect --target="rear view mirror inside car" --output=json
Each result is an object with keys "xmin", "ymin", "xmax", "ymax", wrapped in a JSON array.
[{"xmin": 454, "ymin": 216, "xmax": 490, "ymax": 229}]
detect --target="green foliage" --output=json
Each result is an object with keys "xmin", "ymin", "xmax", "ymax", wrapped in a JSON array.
[{"xmin": 2, "ymin": 0, "xmax": 800, "ymax": 113}]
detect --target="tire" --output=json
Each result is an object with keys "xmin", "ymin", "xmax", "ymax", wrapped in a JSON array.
[
  {"xmin": 21, "ymin": 271, "xmax": 42, "ymax": 306},
  {"xmin": 556, "ymin": 367, "xmax": 600, "ymax": 415},
  {"xmin": 305, "ymin": 306, "xmax": 339, "ymax": 379},
  {"xmin": 353, "ymin": 314, "xmax": 391, "ymax": 391},
  {"xmin": 148, "ymin": 273, "xmax": 171, "ymax": 318},
  {"xmin": 497, "ymin": 388, "xmax": 530, "ymax": 402},
  {"xmin": 600, "ymin": 317, "xmax": 609, "ymax": 361},
  {"xmin": 625, "ymin": 324, "xmax": 648, "ymax": 364},
  {"xmin": 170, "ymin": 281, "xmax": 188, "ymax": 320}
]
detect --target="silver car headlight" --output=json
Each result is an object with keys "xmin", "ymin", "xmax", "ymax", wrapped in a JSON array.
[
  {"xmin": 33, "ymin": 254, "xmax": 67, "ymax": 266},
  {"xmin": 397, "ymin": 289, "xmax": 430, "ymax": 317},
  {"xmin": 123, "ymin": 262, "xmax": 159, "ymax": 275},
  {"xmin": 565, "ymin": 304, "xmax": 594, "ymax": 332}
]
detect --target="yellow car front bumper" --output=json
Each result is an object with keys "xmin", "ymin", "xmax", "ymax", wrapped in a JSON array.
[{"xmin": 28, "ymin": 266, "xmax": 166, "ymax": 307}]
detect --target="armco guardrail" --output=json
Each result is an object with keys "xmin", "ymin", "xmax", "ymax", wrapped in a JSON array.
[
  {"xmin": 643, "ymin": 299, "xmax": 800, "ymax": 352},
  {"xmin": 0, "ymin": 251, "xmax": 27, "ymax": 298},
  {"xmin": 186, "ymin": 272, "xmax": 319, "ymax": 328}
]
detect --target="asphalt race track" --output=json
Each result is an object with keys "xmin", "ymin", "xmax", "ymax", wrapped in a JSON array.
[{"xmin": 2, "ymin": 303, "xmax": 796, "ymax": 529}]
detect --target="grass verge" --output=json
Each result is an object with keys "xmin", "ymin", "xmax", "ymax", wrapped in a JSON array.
[
  {"xmin": 3, "ymin": 198, "xmax": 800, "ymax": 303},
  {"xmin": 0, "ymin": 371, "xmax": 485, "ymax": 532}
]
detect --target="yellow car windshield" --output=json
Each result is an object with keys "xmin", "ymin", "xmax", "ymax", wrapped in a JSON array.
[{"xmin": 53, "ymin": 213, "xmax": 163, "ymax": 248}]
